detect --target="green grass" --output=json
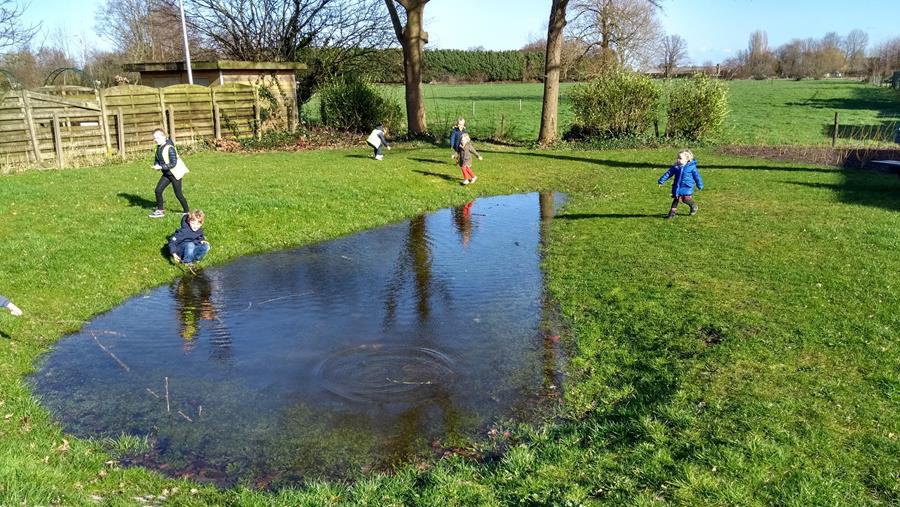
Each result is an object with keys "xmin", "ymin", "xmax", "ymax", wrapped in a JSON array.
[
  {"xmin": 302, "ymin": 80, "xmax": 900, "ymax": 146},
  {"xmin": 1, "ymin": 146, "xmax": 898, "ymax": 505}
]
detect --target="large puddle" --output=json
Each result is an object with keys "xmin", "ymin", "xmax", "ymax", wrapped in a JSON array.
[{"xmin": 30, "ymin": 192, "xmax": 566, "ymax": 488}]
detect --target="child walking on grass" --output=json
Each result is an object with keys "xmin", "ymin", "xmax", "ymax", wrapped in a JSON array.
[
  {"xmin": 169, "ymin": 209, "xmax": 210, "ymax": 265},
  {"xmin": 449, "ymin": 117, "xmax": 467, "ymax": 160},
  {"xmin": 149, "ymin": 128, "xmax": 190, "ymax": 219},
  {"xmin": 457, "ymin": 133, "xmax": 482, "ymax": 185},
  {"xmin": 658, "ymin": 149, "xmax": 703, "ymax": 219}
]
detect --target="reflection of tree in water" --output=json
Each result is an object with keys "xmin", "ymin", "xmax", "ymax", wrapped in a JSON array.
[
  {"xmin": 383, "ymin": 214, "xmax": 451, "ymax": 327},
  {"xmin": 379, "ymin": 213, "xmax": 465, "ymax": 461},
  {"xmin": 538, "ymin": 192, "xmax": 563, "ymax": 394},
  {"xmin": 172, "ymin": 272, "xmax": 232, "ymax": 362},
  {"xmin": 451, "ymin": 199, "xmax": 476, "ymax": 247}
]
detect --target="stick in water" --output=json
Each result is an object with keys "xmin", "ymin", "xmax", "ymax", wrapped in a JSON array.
[
  {"xmin": 164, "ymin": 377, "xmax": 170, "ymax": 413},
  {"xmin": 146, "ymin": 388, "xmax": 159, "ymax": 399},
  {"xmin": 198, "ymin": 405, "xmax": 202, "ymax": 418},
  {"xmin": 177, "ymin": 410, "xmax": 193, "ymax": 422},
  {"xmin": 91, "ymin": 332, "xmax": 130, "ymax": 372}
]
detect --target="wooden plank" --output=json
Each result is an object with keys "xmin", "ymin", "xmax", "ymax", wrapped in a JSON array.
[
  {"xmin": 116, "ymin": 108, "xmax": 125, "ymax": 157},
  {"xmin": 51, "ymin": 113, "xmax": 63, "ymax": 168},
  {"xmin": 20, "ymin": 92, "xmax": 42, "ymax": 164},
  {"xmin": 26, "ymin": 91, "xmax": 101, "ymax": 111},
  {"xmin": 98, "ymin": 89, "xmax": 111, "ymax": 152}
]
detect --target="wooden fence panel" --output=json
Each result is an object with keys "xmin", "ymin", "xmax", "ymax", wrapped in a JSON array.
[
  {"xmin": 1, "ymin": 83, "xmax": 265, "ymax": 170},
  {"xmin": 213, "ymin": 83, "xmax": 257, "ymax": 138},
  {"xmin": 103, "ymin": 85, "xmax": 164, "ymax": 154},
  {"xmin": 162, "ymin": 84, "xmax": 215, "ymax": 144},
  {"xmin": 0, "ymin": 92, "xmax": 30, "ymax": 168}
]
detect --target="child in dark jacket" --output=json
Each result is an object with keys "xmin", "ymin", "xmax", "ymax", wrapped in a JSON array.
[
  {"xmin": 449, "ymin": 117, "xmax": 467, "ymax": 160},
  {"xmin": 169, "ymin": 209, "xmax": 210, "ymax": 264},
  {"xmin": 366, "ymin": 124, "xmax": 391, "ymax": 160},
  {"xmin": 149, "ymin": 128, "xmax": 190, "ymax": 219},
  {"xmin": 658, "ymin": 149, "xmax": 704, "ymax": 218},
  {"xmin": 457, "ymin": 133, "xmax": 482, "ymax": 185},
  {"xmin": 0, "ymin": 295, "xmax": 22, "ymax": 316}
]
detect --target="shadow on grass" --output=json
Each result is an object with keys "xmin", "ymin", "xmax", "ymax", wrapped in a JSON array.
[
  {"xmin": 495, "ymin": 151, "xmax": 838, "ymax": 173},
  {"xmin": 345, "ymin": 154, "xmax": 375, "ymax": 160},
  {"xmin": 117, "ymin": 192, "xmax": 156, "ymax": 210},
  {"xmin": 409, "ymin": 157, "xmax": 449, "ymax": 165},
  {"xmin": 557, "ymin": 213, "xmax": 661, "ymax": 220},
  {"xmin": 783, "ymin": 170, "xmax": 900, "ymax": 212},
  {"xmin": 0, "ymin": 329, "xmax": 10, "ymax": 339},
  {"xmin": 412, "ymin": 169, "xmax": 457, "ymax": 182}
]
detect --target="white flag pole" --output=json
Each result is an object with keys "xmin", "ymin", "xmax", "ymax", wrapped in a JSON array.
[{"xmin": 179, "ymin": 0, "xmax": 193, "ymax": 85}]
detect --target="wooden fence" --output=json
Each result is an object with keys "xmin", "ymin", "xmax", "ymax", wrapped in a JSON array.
[{"xmin": 0, "ymin": 83, "xmax": 279, "ymax": 171}]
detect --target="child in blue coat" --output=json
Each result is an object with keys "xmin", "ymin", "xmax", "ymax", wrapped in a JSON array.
[
  {"xmin": 169, "ymin": 210, "xmax": 210, "ymax": 265},
  {"xmin": 658, "ymin": 149, "xmax": 704, "ymax": 218}
]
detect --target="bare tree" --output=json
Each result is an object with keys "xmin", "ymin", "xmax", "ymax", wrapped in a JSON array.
[
  {"xmin": 842, "ymin": 29, "xmax": 868, "ymax": 75},
  {"xmin": 385, "ymin": 0, "xmax": 428, "ymax": 135},
  {"xmin": 0, "ymin": 0, "xmax": 39, "ymax": 51},
  {"xmin": 96, "ymin": 0, "xmax": 196, "ymax": 62},
  {"xmin": 745, "ymin": 30, "xmax": 777, "ymax": 78},
  {"xmin": 659, "ymin": 34, "xmax": 688, "ymax": 78},
  {"xmin": 178, "ymin": 0, "xmax": 390, "ymax": 62},
  {"xmin": 567, "ymin": 0, "xmax": 662, "ymax": 71},
  {"xmin": 538, "ymin": 0, "xmax": 569, "ymax": 145}
]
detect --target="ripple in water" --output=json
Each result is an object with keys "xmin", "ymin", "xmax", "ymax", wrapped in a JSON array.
[
  {"xmin": 30, "ymin": 192, "xmax": 567, "ymax": 488},
  {"xmin": 317, "ymin": 345, "xmax": 456, "ymax": 404}
]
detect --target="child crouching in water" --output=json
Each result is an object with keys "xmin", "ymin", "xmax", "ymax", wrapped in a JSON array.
[
  {"xmin": 457, "ymin": 133, "xmax": 482, "ymax": 185},
  {"xmin": 169, "ymin": 209, "xmax": 210, "ymax": 265},
  {"xmin": 658, "ymin": 149, "xmax": 703, "ymax": 218}
]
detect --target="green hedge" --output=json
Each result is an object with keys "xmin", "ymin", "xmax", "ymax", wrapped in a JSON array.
[{"xmin": 351, "ymin": 49, "xmax": 545, "ymax": 83}]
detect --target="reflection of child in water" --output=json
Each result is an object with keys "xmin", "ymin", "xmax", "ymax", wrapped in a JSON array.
[
  {"xmin": 173, "ymin": 273, "xmax": 217, "ymax": 348},
  {"xmin": 451, "ymin": 199, "xmax": 476, "ymax": 247}
]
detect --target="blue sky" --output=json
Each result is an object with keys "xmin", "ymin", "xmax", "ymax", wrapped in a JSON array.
[{"xmin": 19, "ymin": 0, "xmax": 899, "ymax": 65}]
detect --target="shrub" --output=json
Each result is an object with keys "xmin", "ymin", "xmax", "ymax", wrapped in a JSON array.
[
  {"xmin": 666, "ymin": 74, "xmax": 729, "ymax": 141},
  {"xmin": 568, "ymin": 70, "xmax": 661, "ymax": 139},
  {"xmin": 318, "ymin": 76, "xmax": 402, "ymax": 134}
]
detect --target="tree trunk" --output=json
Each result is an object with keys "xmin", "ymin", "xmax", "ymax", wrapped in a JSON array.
[
  {"xmin": 538, "ymin": 0, "xmax": 569, "ymax": 146},
  {"xmin": 386, "ymin": 0, "xmax": 428, "ymax": 135}
]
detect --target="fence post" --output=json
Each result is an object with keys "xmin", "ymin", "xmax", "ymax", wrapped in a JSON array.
[
  {"xmin": 52, "ymin": 112, "xmax": 63, "ymax": 169},
  {"xmin": 167, "ymin": 106, "xmax": 176, "ymax": 141},
  {"xmin": 116, "ymin": 108, "xmax": 125, "ymax": 158},
  {"xmin": 654, "ymin": 119, "xmax": 660, "ymax": 138},
  {"xmin": 213, "ymin": 103, "xmax": 222, "ymax": 140},
  {"xmin": 158, "ymin": 89, "xmax": 168, "ymax": 133},
  {"xmin": 20, "ymin": 91, "xmax": 42, "ymax": 164},
  {"xmin": 98, "ymin": 88, "xmax": 111, "ymax": 152},
  {"xmin": 832, "ymin": 112, "xmax": 839, "ymax": 147},
  {"xmin": 252, "ymin": 86, "xmax": 261, "ymax": 139}
]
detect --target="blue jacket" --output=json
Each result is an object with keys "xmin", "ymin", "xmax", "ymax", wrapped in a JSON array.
[
  {"xmin": 449, "ymin": 126, "xmax": 467, "ymax": 151},
  {"xmin": 168, "ymin": 215, "xmax": 206, "ymax": 255},
  {"xmin": 658, "ymin": 159, "xmax": 703, "ymax": 197}
]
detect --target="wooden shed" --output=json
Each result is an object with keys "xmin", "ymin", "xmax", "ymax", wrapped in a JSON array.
[{"xmin": 123, "ymin": 60, "xmax": 307, "ymax": 127}]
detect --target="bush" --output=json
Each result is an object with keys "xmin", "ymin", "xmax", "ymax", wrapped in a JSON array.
[
  {"xmin": 666, "ymin": 74, "xmax": 729, "ymax": 141},
  {"xmin": 318, "ymin": 76, "xmax": 402, "ymax": 134},
  {"xmin": 568, "ymin": 70, "xmax": 661, "ymax": 139}
]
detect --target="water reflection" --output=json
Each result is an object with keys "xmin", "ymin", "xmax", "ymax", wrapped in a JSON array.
[{"xmin": 30, "ymin": 192, "xmax": 566, "ymax": 488}]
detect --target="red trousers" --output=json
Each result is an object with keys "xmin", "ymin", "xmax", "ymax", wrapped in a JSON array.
[{"xmin": 461, "ymin": 165, "xmax": 475, "ymax": 179}]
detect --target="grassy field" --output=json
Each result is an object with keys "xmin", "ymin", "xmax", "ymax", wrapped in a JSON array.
[
  {"xmin": 1, "ymin": 145, "xmax": 898, "ymax": 505},
  {"xmin": 302, "ymin": 79, "xmax": 900, "ymax": 146}
]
